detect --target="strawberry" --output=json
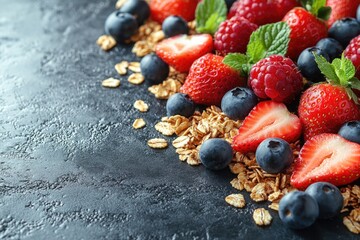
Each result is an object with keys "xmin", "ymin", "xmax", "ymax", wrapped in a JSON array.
[
  {"xmin": 180, "ymin": 53, "xmax": 244, "ymax": 106},
  {"xmin": 275, "ymin": 0, "xmax": 300, "ymax": 20},
  {"xmin": 232, "ymin": 0, "xmax": 279, "ymax": 26},
  {"xmin": 299, "ymin": 54, "xmax": 360, "ymax": 141},
  {"xmin": 283, "ymin": 7, "xmax": 328, "ymax": 60},
  {"xmin": 149, "ymin": 0, "xmax": 199, "ymax": 23},
  {"xmin": 155, "ymin": 34, "xmax": 213, "ymax": 73},
  {"xmin": 326, "ymin": 0, "xmax": 360, "ymax": 27},
  {"xmin": 290, "ymin": 133, "xmax": 360, "ymax": 190},
  {"xmin": 232, "ymin": 101, "xmax": 302, "ymax": 153}
]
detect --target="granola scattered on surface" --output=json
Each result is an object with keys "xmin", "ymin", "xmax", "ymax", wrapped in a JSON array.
[
  {"xmin": 115, "ymin": 61, "xmax": 129, "ymax": 75},
  {"xmin": 101, "ymin": 77, "xmax": 121, "ymax": 88},
  {"xmin": 147, "ymin": 138, "xmax": 168, "ymax": 149},
  {"xmin": 132, "ymin": 118, "xmax": 146, "ymax": 129},
  {"xmin": 253, "ymin": 208, "xmax": 272, "ymax": 226},
  {"xmin": 134, "ymin": 100, "xmax": 149, "ymax": 112},
  {"xmin": 225, "ymin": 194, "xmax": 246, "ymax": 208},
  {"xmin": 128, "ymin": 73, "xmax": 145, "ymax": 85},
  {"xmin": 96, "ymin": 35, "xmax": 116, "ymax": 51}
]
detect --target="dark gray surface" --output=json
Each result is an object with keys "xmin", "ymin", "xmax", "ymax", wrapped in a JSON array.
[{"xmin": 0, "ymin": 0, "xmax": 357, "ymax": 239}]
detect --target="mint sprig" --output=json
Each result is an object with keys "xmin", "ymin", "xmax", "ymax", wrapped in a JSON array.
[
  {"xmin": 223, "ymin": 22, "xmax": 290, "ymax": 75},
  {"xmin": 300, "ymin": 0, "xmax": 331, "ymax": 20},
  {"xmin": 196, "ymin": 0, "xmax": 227, "ymax": 35},
  {"xmin": 314, "ymin": 53, "xmax": 360, "ymax": 104},
  {"xmin": 247, "ymin": 22, "xmax": 290, "ymax": 63}
]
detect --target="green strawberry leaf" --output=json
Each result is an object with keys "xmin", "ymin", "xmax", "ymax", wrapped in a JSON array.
[
  {"xmin": 247, "ymin": 22, "xmax": 290, "ymax": 63},
  {"xmin": 196, "ymin": 0, "xmax": 227, "ymax": 35},
  {"xmin": 313, "ymin": 53, "xmax": 339, "ymax": 82},
  {"xmin": 349, "ymin": 77, "xmax": 360, "ymax": 90},
  {"xmin": 345, "ymin": 88, "xmax": 359, "ymax": 104},
  {"xmin": 315, "ymin": 53, "xmax": 360, "ymax": 104},
  {"xmin": 301, "ymin": 0, "xmax": 330, "ymax": 19},
  {"xmin": 317, "ymin": 6, "xmax": 332, "ymax": 21},
  {"xmin": 223, "ymin": 53, "xmax": 251, "ymax": 75}
]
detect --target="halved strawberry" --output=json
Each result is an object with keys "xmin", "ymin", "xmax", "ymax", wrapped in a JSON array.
[
  {"xmin": 291, "ymin": 133, "xmax": 360, "ymax": 190},
  {"xmin": 149, "ymin": 0, "xmax": 199, "ymax": 23},
  {"xmin": 232, "ymin": 101, "xmax": 302, "ymax": 153},
  {"xmin": 155, "ymin": 34, "xmax": 213, "ymax": 73}
]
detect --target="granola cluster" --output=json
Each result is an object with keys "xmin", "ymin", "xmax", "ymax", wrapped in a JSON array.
[{"xmin": 155, "ymin": 106, "xmax": 241, "ymax": 165}]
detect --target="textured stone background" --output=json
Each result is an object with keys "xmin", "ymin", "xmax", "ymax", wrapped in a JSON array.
[{"xmin": 0, "ymin": 0, "xmax": 356, "ymax": 239}]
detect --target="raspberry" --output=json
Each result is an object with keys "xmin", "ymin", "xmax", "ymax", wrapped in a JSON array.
[
  {"xmin": 232, "ymin": 0, "xmax": 279, "ymax": 26},
  {"xmin": 249, "ymin": 55, "xmax": 303, "ymax": 103},
  {"xmin": 214, "ymin": 16, "xmax": 258, "ymax": 56},
  {"xmin": 227, "ymin": 0, "xmax": 240, "ymax": 19},
  {"xmin": 344, "ymin": 35, "xmax": 360, "ymax": 79}
]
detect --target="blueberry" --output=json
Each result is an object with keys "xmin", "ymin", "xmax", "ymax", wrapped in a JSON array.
[
  {"xmin": 162, "ymin": 16, "xmax": 189, "ymax": 38},
  {"xmin": 297, "ymin": 47, "xmax": 330, "ymax": 82},
  {"xmin": 221, "ymin": 87, "xmax": 258, "ymax": 120},
  {"xmin": 199, "ymin": 138, "xmax": 233, "ymax": 170},
  {"xmin": 105, "ymin": 11, "xmax": 138, "ymax": 42},
  {"xmin": 305, "ymin": 182, "xmax": 343, "ymax": 219},
  {"xmin": 255, "ymin": 138, "xmax": 293, "ymax": 174},
  {"xmin": 166, "ymin": 93, "xmax": 195, "ymax": 118},
  {"xmin": 357, "ymin": 5, "xmax": 360, "ymax": 23},
  {"xmin": 315, "ymin": 38, "xmax": 343, "ymax": 61},
  {"xmin": 119, "ymin": 0, "xmax": 150, "ymax": 25},
  {"xmin": 329, "ymin": 18, "xmax": 360, "ymax": 48},
  {"xmin": 279, "ymin": 191, "xmax": 319, "ymax": 229},
  {"xmin": 338, "ymin": 121, "xmax": 360, "ymax": 144},
  {"xmin": 140, "ymin": 53, "xmax": 169, "ymax": 85},
  {"xmin": 225, "ymin": 0, "xmax": 237, "ymax": 10}
]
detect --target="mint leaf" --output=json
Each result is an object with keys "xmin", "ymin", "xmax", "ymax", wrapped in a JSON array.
[
  {"xmin": 332, "ymin": 55, "xmax": 356, "ymax": 86},
  {"xmin": 247, "ymin": 22, "xmax": 290, "ymax": 63},
  {"xmin": 196, "ymin": 0, "xmax": 227, "ymax": 35},
  {"xmin": 313, "ymin": 54, "xmax": 339, "ymax": 82},
  {"xmin": 340, "ymin": 55, "xmax": 356, "ymax": 80},
  {"xmin": 223, "ymin": 53, "xmax": 250, "ymax": 75}
]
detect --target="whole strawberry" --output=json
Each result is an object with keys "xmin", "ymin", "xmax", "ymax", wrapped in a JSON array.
[
  {"xmin": 326, "ymin": 0, "xmax": 360, "ymax": 27},
  {"xmin": 149, "ymin": 0, "xmax": 199, "ymax": 23},
  {"xmin": 214, "ymin": 16, "xmax": 258, "ymax": 56},
  {"xmin": 232, "ymin": 0, "xmax": 279, "ymax": 26},
  {"xmin": 345, "ymin": 35, "xmax": 360, "ymax": 79},
  {"xmin": 180, "ymin": 53, "xmax": 245, "ymax": 106},
  {"xmin": 283, "ymin": 6, "xmax": 328, "ymax": 60},
  {"xmin": 298, "ymin": 54, "xmax": 360, "ymax": 141},
  {"xmin": 275, "ymin": 0, "xmax": 300, "ymax": 20},
  {"xmin": 249, "ymin": 55, "xmax": 303, "ymax": 103}
]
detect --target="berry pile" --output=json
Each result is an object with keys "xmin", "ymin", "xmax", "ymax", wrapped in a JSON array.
[{"xmin": 99, "ymin": 0, "xmax": 360, "ymax": 233}]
